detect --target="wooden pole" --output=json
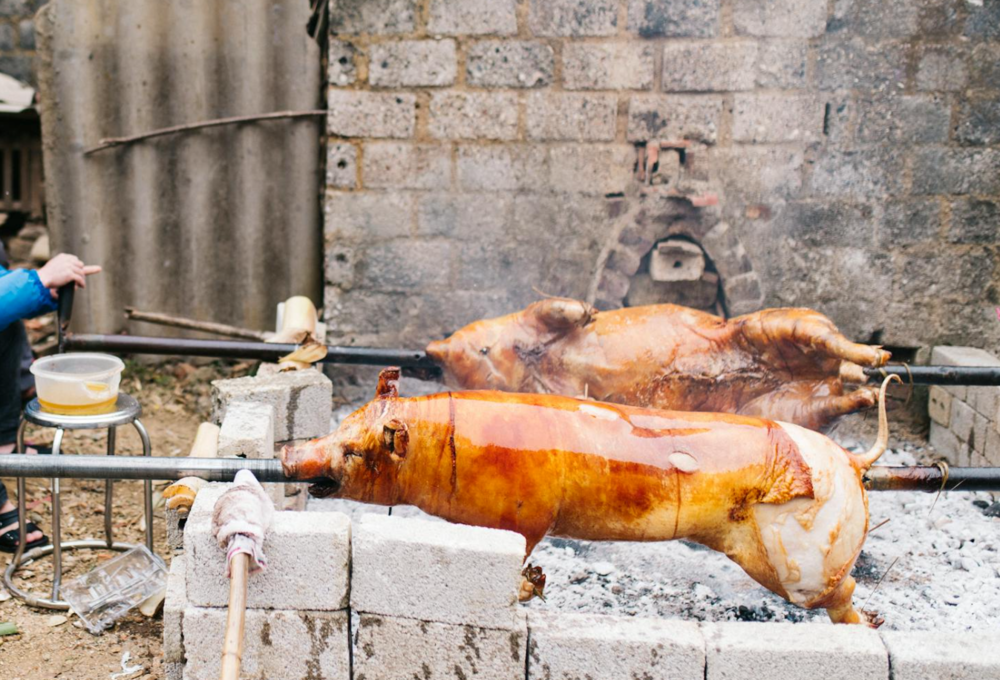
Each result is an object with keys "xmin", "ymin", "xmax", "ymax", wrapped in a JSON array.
[
  {"xmin": 219, "ymin": 552, "xmax": 251, "ymax": 680},
  {"xmin": 125, "ymin": 307, "xmax": 268, "ymax": 341}
]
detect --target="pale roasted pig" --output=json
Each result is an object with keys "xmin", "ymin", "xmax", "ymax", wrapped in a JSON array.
[
  {"xmin": 282, "ymin": 367, "xmax": 899, "ymax": 626},
  {"xmin": 425, "ymin": 298, "xmax": 890, "ymax": 432}
]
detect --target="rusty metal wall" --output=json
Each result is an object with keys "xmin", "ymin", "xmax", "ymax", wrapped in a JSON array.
[{"xmin": 36, "ymin": 0, "xmax": 322, "ymax": 335}]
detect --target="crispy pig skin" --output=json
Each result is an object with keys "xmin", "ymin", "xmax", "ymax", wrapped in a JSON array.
[{"xmin": 425, "ymin": 299, "xmax": 890, "ymax": 431}]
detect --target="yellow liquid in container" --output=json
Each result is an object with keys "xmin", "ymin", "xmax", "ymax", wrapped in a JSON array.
[{"xmin": 37, "ymin": 382, "xmax": 117, "ymax": 415}]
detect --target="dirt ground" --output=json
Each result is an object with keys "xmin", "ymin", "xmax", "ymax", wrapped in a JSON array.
[{"xmin": 0, "ymin": 360, "xmax": 252, "ymax": 680}]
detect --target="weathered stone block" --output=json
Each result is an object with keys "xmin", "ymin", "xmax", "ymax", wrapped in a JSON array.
[
  {"xmin": 733, "ymin": 93, "xmax": 823, "ymax": 143},
  {"xmin": 549, "ymin": 144, "xmax": 633, "ymax": 195},
  {"xmin": 816, "ymin": 40, "xmax": 907, "ymax": 91},
  {"xmin": 218, "ymin": 402, "xmax": 282, "ymax": 507},
  {"xmin": 956, "ymin": 98, "xmax": 1000, "ymax": 147},
  {"xmin": 357, "ymin": 240, "xmax": 453, "ymax": 291},
  {"xmin": 183, "ymin": 607, "xmax": 350, "ymax": 680},
  {"xmin": 627, "ymin": 95, "xmax": 722, "ymax": 143},
  {"xmin": 949, "ymin": 199, "xmax": 999, "ymax": 245},
  {"xmin": 564, "ymin": 43, "xmax": 654, "ymax": 90},
  {"xmin": 185, "ymin": 492, "xmax": 350, "ymax": 610},
  {"xmin": 881, "ymin": 630, "xmax": 1000, "ymax": 680},
  {"xmin": 0, "ymin": 24, "xmax": 14, "ymax": 51},
  {"xmin": 828, "ymin": 0, "xmax": 921, "ymax": 38},
  {"xmin": 328, "ymin": 40, "xmax": 357, "ymax": 86},
  {"xmin": 781, "ymin": 201, "xmax": 877, "ymax": 249},
  {"xmin": 627, "ymin": 0, "xmax": 719, "ymax": 37},
  {"xmin": 362, "ymin": 142, "xmax": 451, "ymax": 190},
  {"xmin": 965, "ymin": 0, "xmax": 1000, "ymax": 38},
  {"xmin": 326, "ymin": 245, "xmax": 357, "ymax": 288},
  {"xmin": 527, "ymin": 611, "xmax": 705, "ymax": 680},
  {"xmin": 353, "ymin": 613, "xmax": 526, "ymax": 680},
  {"xmin": 429, "ymin": 91, "xmax": 519, "ymax": 140},
  {"xmin": 164, "ymin": 556, "xmax": 186, "ymax": 664},
  {"xmin": 950, "ymin": 399, "xmax": 975, "ymax": 443},
  {"xmin": 327, "ymin": 90, "xmax": 416, "ymax": 139},
  {"xmin": 17, "ymin": 19, "xmax": 33, "ymax": 50},
  {"xmin": 529, "ymin": 0, "xmax": 618, "ymax": 36},
  {"xmin": 929, "ymin": 422, "xmax": 965, "ymax": 463},
  {"xmin": 733, "ymin": 0, "xmax": 827, "ymax": 37},
  {"xmin": 457, "ymin": 144, "xmax": 549, "ymax": 191},
  {"xmin": 211, "ymin": 370, "xmax": 333, "ymax": 441},
  {"xmin": 928, "ymin": 386, "xmax": 952, "ymax": 427},
  {"xmin": 970, "ymin": 44, "xmax": 1000, "ymax": 89},
  {"xmin": 526, "ymin": 92, "xmax": 617, "ymax": 141},
  {"xmin": 467, "ymin": 40, "xmax": 554, "ymax": 88},
  {"xmin": 807, "ymin": 149, "xmax": 905, "ymax": 197},
  {"xmin": 325, "ymin": 191, "xmax": 412, "ymax": 244},
  {"xmin": 855, "ymin": 95, "xmax": 951, "ymax": 144},
  {"xmin": 985, "ymin": 428, "xmax": 1000, "ymax": 467},
  {"xmin": 704, "ymin": 622, "xmax": 888, "ymax": 680},
  {"xmin": 351, "ymin": 514, "xmax": 525, "ymax": 629},
  {"xmin": 878, "ymin": 199, "xmax": 940, "ymax": 247},
  {"xmin": 416, "ymin": 193, "xmax": 510, "ymax": 240},
  {"xmin": 916, "ymin": 47, "xmax": 967, "ymax": 92},
  {"xmin": 912, "ymin": 148, "xmax": 1000, "ymax": 195},
  {"xmin": 756, "ymin": 43, "xmax": 808, "ymax": 89},
  {"xmin": 329, "ymin": 0, "xmax": 415, "ymax": 34},
  {"xmin": 164, "ymin": 662, "xmax": 182, "ymax": 680},
  {"xmin": 166, "ymin": 505, "xmax": 185, "ymax": 552},
  {"xmin": 368, "ymin": 40, "xmax": 457, "ymax": 87},
  {"xmin": 708, "ymin": 146, "xmax": 804, "ymax": 200},
  {"xmin": 428, "ymin": 0, "xmax": 517, "ymax": 35},
  {"xmin": 662, "ymin": 42, "xmax": 757, "ymax": 92},
  {"xmin": 932, "ymin": 346, "xmax": 1000, "ymax": 368},
  {"xmin": 326, "ymin": 143, "xmax": 357, "ymax": 189}
]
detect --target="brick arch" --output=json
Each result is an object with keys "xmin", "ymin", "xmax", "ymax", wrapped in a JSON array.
[{"xmin": 587, "ymin": 197, "xmax": 764, "ymax": 318}]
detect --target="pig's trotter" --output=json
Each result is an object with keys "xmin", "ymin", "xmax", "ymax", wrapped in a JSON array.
[{"xmin": 518, "ymin": 563, "xmax": 547, "ymax": 602}]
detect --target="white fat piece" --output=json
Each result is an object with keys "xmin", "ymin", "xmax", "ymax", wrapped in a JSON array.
[{"xmin": 753, "ymin": 423, "xmax": 868, "ymax": 606}]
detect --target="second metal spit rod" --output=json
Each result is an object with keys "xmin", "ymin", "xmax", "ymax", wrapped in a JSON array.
[{"xmin": 0, "ymin": 454, "xmax": 997, "ymax": 493}]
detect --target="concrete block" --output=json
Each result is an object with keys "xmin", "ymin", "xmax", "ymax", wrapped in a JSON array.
[
  {"xmin": 549, "ymin": 144, "xmax": 633, "ymax": 195},
  {"xmin": 212, "ymin": 370, "xmax": 333, "ymax": 441},
  {"xmin": 467, "ymin": 40, "xmax": 554, "ymax": 88},
  {"xmin": 327, "ymin": 90, "xmax": 416, "ymax": 139},
  {"xmin": 185, "ymin": 491, "xmax": 350, "ymax": 610},
  {"xmin": 353, "ymin": 612, "xmax": 526, "ymax": 680},
  {"xmin": 733, "ymin": 0, "xmax": 827, "ymax": 37},
  {"xmin": 855, "ymin": 95, "xmax": 951, "ymax": 144},
  {"xmin": 984, "ymin": 427, "xmax": 1000, "ymax": 466},
  {"xmin": 627, "ymin": 95, "xmax": 722, "ymax": 143},
  {"xmin": 755, "ymin": 43, "xmax": 808, "ymax": 89},
  {"xmin": 563, "ymin": 43, "xmax": 654, "ymax": 90},
  {"xmin": 457, "ymin": 145, "xmax": 549, "ymax": 191},
  {"xmin": 808, "ymin": 148, "xmax": 906, "ymax": 198},
  {"xmin": 183, "ymin": 607, "xmax": 350, "ymax": 680},
  {"xmin": 816, "ymin": 39, "xmax": 907, "ymax": 91},
  {"xmin": 662, "ymin": 42, "xmax": 757, "ymax": 92},
  {"xmin": 949, "ymin": 198, "xmax": 1000, "ymax": 245},
  {"xmin": 164, "ymin": 662, "xmax": 183, "ymax": 680},
  {"xmin": 329, "ymin": 0, "xmax": 415, "ymax": 34},
  {"xmin": 357, "ymin": 239, "xmax": 453, "ymax": 291},
  {"xmin": 416, "ymin": 192, "xmax": 510, "ymax": 240},
  {"xmin": 429, "ymin": 91, "xmax": 519, "ymax": 141},
  {"xmin": 627, "ymin": 0, "xmax": 719, "ymax": 37},
  {"xmin": 362, "ymin": 142, "xmax": 451, "ymax": 190},
  {"xmin": 351, "ymin": 514, "xmax": 525, "ymax": 629},
  {"xmin": 326, "ymin": 142, "xmax": 357, "ymax": 189},
  {"xmin": 306, "ymin": 497, "xmax": 390, "ymax": 520},
  {"xmin": 218, "ymin": 402, "xmax": 283, "ymax": 508},
  {"xmin": 529, "ymin": 0, "xmax": 618, "ymax": 36},
  {"xmin": 324, "ymin": 191, "xmax": 413, "ymax": 242},
  {"xmin": 527, "ymin": 611, "xmax": 705, "ymax": 680},
  {"xmin": 164, "ymin": 556, "xmax": 186, "ymax": 664},
  {"xmin": 912, "ymin": 148, "xmax": 1000, "ymax": 195},
  {"xmin": 0, "ymin": 24, "xmax": 13, "ymax": 51},
  {"xmin": 929, "ymin": 422, "xmax": 967, "ymax": 466},
  {"xmin": 428, "ymin": 0, "xmax": 517, "ymax": 36},
  {"xmin": 928, "ymin": 386, "xmax": 952, "ymax": 427},
  {"xmin": 166, "ymin": 505, "xmax": 185, "ymax": 552},
  {"xmin": 733, "ymin": 93, "xmax": 824, "ymax": 143},
  {"xmin": 368, "ymin": 40, "xmax": 457, "ymax": 87},
  {"xmin": 526, "ymin": 92, "xmax": 617, "ymax": 141},
  {"xmin": 950, "ymin": 399, "xmax": 975, "ymax": 443},
  {"xmin": 916, "ymin": 47, "xmax": 968, "ymax": 92},
  {"xmin": 328, "ymin": 40, "xmax": 357, "ymax": 86},
  {"xmin": 881, "ymin": 630, "xmax": 1000, "ymax": 680},
  {"xmin": 878, "ymin": 198, "xmax": 941, "ymax": 248},
  {"xmin": 704, "ymin": 622, "xmax": 888, "ymax": 680},
  {"xmin": 971, "ymin": 410, "xmax": 989, "ymax": 453}
]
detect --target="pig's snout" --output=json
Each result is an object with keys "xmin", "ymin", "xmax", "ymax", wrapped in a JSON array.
[{"xmin": 281, "ymin": 439, "xmax": 337, "ymax": 481}]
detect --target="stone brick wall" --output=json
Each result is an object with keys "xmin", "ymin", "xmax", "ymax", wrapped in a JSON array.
[
  {"xmin": 323, "ymin": 0, "xmax": 1000, "ymax": 354},
  {"xmin": 0, "ymin": 0, "xmax": 40, "ymax": 85}
]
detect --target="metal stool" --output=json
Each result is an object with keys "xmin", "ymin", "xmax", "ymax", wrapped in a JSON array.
[{"xmin": 3, "ymin": 394, "xmax": 154, "ymax": 609}]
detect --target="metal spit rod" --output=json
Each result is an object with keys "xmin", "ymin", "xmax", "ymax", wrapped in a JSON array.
[{"xmin": 0, "ymin": 454, "xmax": 997, "ymax": 492}]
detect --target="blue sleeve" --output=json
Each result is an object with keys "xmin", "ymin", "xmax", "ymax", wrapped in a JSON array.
[{"xmin": 0, "ymin": 268, "xmax": 58, "ymax": 330}]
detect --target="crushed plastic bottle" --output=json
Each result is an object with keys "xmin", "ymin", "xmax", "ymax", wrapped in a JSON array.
[{"xmin": 60, "ymin": 545, "xmax": 167, "ymax": 634}]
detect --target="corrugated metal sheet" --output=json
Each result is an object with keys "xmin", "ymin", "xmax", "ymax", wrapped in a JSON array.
[{"xmin": 36, "ymin": 0, "xmax": 323, "ymax": 334}]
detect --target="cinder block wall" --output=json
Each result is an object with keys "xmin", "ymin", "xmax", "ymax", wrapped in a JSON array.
[
  {"xmin": 0, "ymin": 0, "xmax": 39, "ymax": 84},
  {"xmin": 323, "ymin": 0, "xmax": 1000, "ymax": 356}
]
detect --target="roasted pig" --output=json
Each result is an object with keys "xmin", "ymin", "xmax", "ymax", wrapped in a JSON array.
[
  {"xmin": 425, "ymin": 298, "xmax": 890, "ymax": 431},
  {"xmin": 282, "ymin": 367, "xmax": 899, "ymax": 625}
]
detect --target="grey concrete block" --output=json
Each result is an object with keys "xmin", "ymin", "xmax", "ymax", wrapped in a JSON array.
[
  {"xmin": 662, "ymin": 42, "xmax": 757, "ymax": 92},
  {"xmin": 164, "ymin": 556, "xmax": 186, "ymax": 664},
  {"xmin": 457, "ymin": 144, "xmax": 549, "ymax": 191},
  {"xmin": 429, "ymin": 91, "xmax": 519, "ymax": 141},
  {"xmin": 627, "ymin": 94, "xmax": 721, "ymax": 143},
  {"xmin": 916, "ymin": 47, "xmax": 968, "ymax": 92},
  {"xmin": 755, "ymin": 42, "xmax": 808, "ymax": 89},
  {"xmin": 970, "ymin": 43, "xmax": 1000, "ymax": 89},
  {"xmin": 563, "ymin": 42, "xmax": 654, "ymax": 91},
  {"xmin": 949, "ymin": 199, "xmax": 1000, "ymax": 245},
  {"xmin": 733, "ymin": 93, "xmax": 824, "ymax": 143},
  {"xmin": 183, "ymin": 607, "xmax": 350, "ymax": 680},
  {"xmin": 328, "ymin": 40, "xmax": 357, "ymax": 86},
  {"xmin": 912, "ymin": 148, "xmax": 1000, "ymax": 195},
  {"xmin": 353, "ymin": 612, "xmax": 526, "ymax": 680},
  {"xmin": 526, "ymin": 92, "xmax": 617, "ymax": 141},
  {"xmin": 351, "ymin": 514, "xmax": 526, "ymax": 630},
  {"xmin": 368, "ymin": 40, "xmax": 457, "ymax": 87},
  {"xmin": 324, "ymin": 191, "xmax": 412, "ymax": 242},
  {"xmin": 467, "ymin": 41, "xmax": 554, "ymax": 88},
  {"xmin": 855, "ymin": 95, "xmax": 951, "ymax": 144},
  {"xmin": 356, "ymin": 239, "xmax": 453, "ymax": 291},
  {"xmin": 329, "ymin": 0, "xmax": 415, "ymax": 34},
  {"xmin": 829, "ymin": 0, "xmax": 921, "ymax": 39},
  {"xmin": 529, "ymin": 0, "xmax": 618, "ymax": 36},
  {"xmin": 928, "ymin": 386, "xmax": 952, "ymax": 427},
  {"xmin": 428, "ymin": 0, "xmax": 517, "ymax": 36},
  {"xmin": 327, "ymin": 90, "xmax": 416, "ymax": 139},
  {"xmin": 878, "ymin": 199, "xmax": 941, "ymax": 247},
  {"xmin": 816, "ymin": 39, "xmax": 907, "ymax": 91},
  {"xmin": 185, "ymin": 492, "xmax": 350, "ymax": 610},
  {"xmin": 549, "ymin": 144, "xmax": 633, "ymax": 195},
  {"xmin": 708, "ymin": 146, "xmax": 803, "ymax": 200},
  {"xmin": 733, "ymin": 0, "xmax": 827, "ymax": 37},
  {"xmin": 881, "ymin": 630, "xmax": 1000, "ymax": 680},
  {"xmin": 362, "ymin": 142, "xmax": 451, "ymax": 190},
  {"xmin": 932, "ymin": 346, "xmax": 1000, "ymax": 368},
  {"xmin": 808, "ymin": 149, "xmax": 905, "ymax": 197},
  {"xmin": 0, "ymin": 23, "xmax": 14, "ymax": 51},
  {"xmin": 929, "ymin": 422, "xmax": 966, "ymax": 464},
  {"xmin": 212, "ymin": 370, "xmax": 333, "ymax": 441},
  {"xmin": 166, "ymin": 505, "xmax": 185, "ymax": 552},
  {"xmin": 306, "ymin": 497, "xmax": 390, "ymax": 520},
  {"xmin": 985, "ymin": 427, "xmax": 1000, "ymax": 467},
  {"xmin": 218, "ymin": 402, "xmax": 283, "ymax": 508},
  {"xmin": 416, "ymin": 192, "xmax": 511, "ymax": 240},
  {"xmin": 957, "ymin": 98, "xmax": 1000, "ymax": 147},
  {"xmin": 326, "ymin": 142, "xmax": 358, "ymax": 189},
  {"xmin": 704, "ymin": 622, "xmax": 888, "ymax": 680},
  {"xmin": 949, "ymin": 397, "xmax": 975, "ymax": 444},
  {"xmin": 527, "ymin": 611, "xmax": 705, "ymax": 680},
  {"xmin": 627, "ymin": 0, "xmax": 719, "ymax": 37},
  {"xmin": 164, "ymin": 662, "xmax": 183, "ymax": 680}
]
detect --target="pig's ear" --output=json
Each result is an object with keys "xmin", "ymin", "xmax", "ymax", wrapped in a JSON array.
[
  {"xmin": 375, "ymin": 367, "xmax": 400, "ymax": 399},
  {"xmin": 530, "ymin": 298, "xmax": 595, "ymax": 331}
]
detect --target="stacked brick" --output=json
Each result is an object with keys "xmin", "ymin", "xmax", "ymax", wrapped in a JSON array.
[
  {"xmin": 0, "ymin": 0, "xmax": 37, "ymax": 84},
  {"xmin": 323, "ymin": 0, "xmax": 1000, "ymax": 361},
  {"xmin": 928, "ymin": 346, "xmax": 1000, "ymax": 467}
]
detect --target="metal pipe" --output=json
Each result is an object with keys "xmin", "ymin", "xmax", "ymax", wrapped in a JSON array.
[
  {"xmin": 0, "ymin": 454, "xmax": 997, "ymax": 492},
  {"xmin": 864, "ymin": 365, "xmax": 1000, "ymax": 386}
]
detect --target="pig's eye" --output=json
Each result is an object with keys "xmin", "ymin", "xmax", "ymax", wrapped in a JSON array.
[
  {"xmin": 344, "ymin": 449, "xmax": 362, "ymax": 459},
  {"xmin": 479, "ymin": 346, "xmax": 489, "ymax": 355}
]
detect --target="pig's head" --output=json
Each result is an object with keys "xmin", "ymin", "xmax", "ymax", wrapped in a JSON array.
[
  {"xmin": 281, "ymin": 367, "xmax": 410, "ymax": 501},
  {"xmin": 426, "ymin": 297, "xmax": 595, "ymax": 390}
]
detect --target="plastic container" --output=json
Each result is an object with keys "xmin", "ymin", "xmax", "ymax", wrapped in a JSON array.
[
  {"xmin": 30, "ymin": 353, "xmax": 125, "ymax": 415},
  {"xmin": 60, "ymin": 545, "xmax": 167, "ymax": 634}
]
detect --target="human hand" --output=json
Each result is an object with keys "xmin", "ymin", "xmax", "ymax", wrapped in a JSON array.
[{"xmin": 36, "ymin": 253, "xmax": 102, "ymax": 296}]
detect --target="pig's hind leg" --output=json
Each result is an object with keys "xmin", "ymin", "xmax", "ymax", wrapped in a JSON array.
[{"xmin": 821, "ymin": 575, "xmax": 883, "ymax": 627}]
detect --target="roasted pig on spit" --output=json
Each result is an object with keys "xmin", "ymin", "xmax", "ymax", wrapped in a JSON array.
[
  {"xmin": 426, "ymin": 298, "xmax": 890, "ymax": 431},
  {"xmin": 282, "ymin": 367, "xmax": 900, "ymax": 626}
]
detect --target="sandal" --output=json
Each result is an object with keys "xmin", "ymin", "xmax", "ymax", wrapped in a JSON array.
[{"xmin": 0, "ymin": 508, "xmax": 49, "ymax": 554}]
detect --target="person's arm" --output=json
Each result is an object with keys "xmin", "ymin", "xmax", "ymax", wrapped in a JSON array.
[{"xmin": 0, "ymin": 268, "xmax": 57, "ymax": 329}]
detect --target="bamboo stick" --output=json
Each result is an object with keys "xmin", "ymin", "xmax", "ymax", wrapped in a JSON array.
[
  {"xmin": 125, "ymin": 307, "xmax": 268, "ymax": 341},
  {"xmin": 219, "ymin": 552, "xmax": 251, "ymax": 680}
]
